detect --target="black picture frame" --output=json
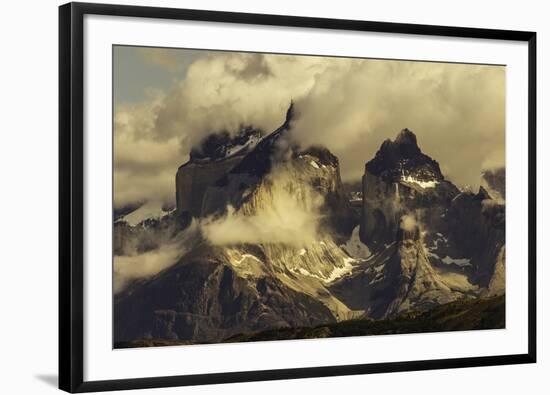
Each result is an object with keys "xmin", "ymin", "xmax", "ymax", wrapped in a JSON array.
[{"xmin": 59, "ymin": 2, "xmax": 537, "ymax": 393}]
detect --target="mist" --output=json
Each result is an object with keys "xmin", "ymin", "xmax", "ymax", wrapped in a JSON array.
[
  {"xmin": 400, "ymin": 214, "xmax": 418, "ymax": 232},
  {"xmin": 200, "ymin": 165, "xmax": 324, "ymax": 247},
  {"xmin": 113, "ymin": 220, "xmax": 201, "ymax": 292},
  {"xmin": 114, "ymin": 243, "xmax": 181, "ymax": 293}
]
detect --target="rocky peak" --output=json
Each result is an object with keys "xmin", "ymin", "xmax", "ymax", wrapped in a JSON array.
[
  {"xmin": 285, "ymin": 100, "xmax": 296, "ymax": 126},
  {"xmin": 360, "ymin": 129, "xmax": 461, "ymax": 251},
  {"xmin": 229, "ymin": 102, "xmax": 297, "ymax": 178},
  {"xmin": 366, "ymin": 129, "xmax": 443, "ymax": 184},
  {"xmin": 394, "ymin": 128, "xmax": 420, "ymax": 151},
  {"xmin": 189, "ymin": 126, "xmax": 262, "ymax": 162},
  {"xmin": 475, "ymin": 185, "xmax": 491, "ymax": 201},
  {"xmin": 295, "ymin": 145, "xmax": 339, "ymax": 168}
]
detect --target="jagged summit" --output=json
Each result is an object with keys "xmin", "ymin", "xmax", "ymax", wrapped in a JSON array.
[
  {"xmin": 365, "ymin": 128, "xmax": 443, "ymax": 184},
  {"xmin": 360, "ymin": 128, "xmax": 461, "ymax": 251},
  {"xmin": 394, "ymin": 128, "xmax": 420, "ymax": 149},
  {"xmin": 229, "ymin": 102, "xmax": 297, "ymax": 177},
  {"xmin": 475, "ymin": 185, "xmax": 491, "ymax": 201},
  {"xmin": 188, "ymin": 126, "xmax": 262, "ymax": 163},
  {"xmin": 285, "ymin": 100, "xmax": 295, "ymax": 125}
]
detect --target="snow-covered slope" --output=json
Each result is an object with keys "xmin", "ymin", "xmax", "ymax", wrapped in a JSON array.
[{"xmin": 116, "ymin": 201, "xmax": 174, "ymax": 227}]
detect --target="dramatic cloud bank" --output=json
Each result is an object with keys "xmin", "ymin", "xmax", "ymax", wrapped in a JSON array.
[{"xmin": 114, "ymin": 49, "xmax": 505, "ymax": 208}]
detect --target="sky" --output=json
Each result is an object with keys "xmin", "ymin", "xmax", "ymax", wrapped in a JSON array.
[{"xmin": 113, "ymin": 45, "xmax": 505, "ymax": 209}]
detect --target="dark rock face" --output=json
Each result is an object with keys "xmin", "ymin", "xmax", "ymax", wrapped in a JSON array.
[
  {"xmin": 175, "ymin": 155, "xmax": 243, "ymax": 217},
  {"xmin": 176, "ymin": 127, "xmax": 262, "ymax": 217},
  {"xmin": 190, "ymin": 126, "xmax": 262, "ymax": 161},
  {"xmin": 447, "ymin": 190, "xmax": 505, "ymax": 287},
  {"xmin": 296, "ymin": 146, "xmax": 358, "ymax": 240},
  {"xmin": 114, "ymin": 245, "xmax": 335, "ymax": 344},
  {"xmin": 228, "ymin": 102, "xmax": 295, "ymax": 179}
]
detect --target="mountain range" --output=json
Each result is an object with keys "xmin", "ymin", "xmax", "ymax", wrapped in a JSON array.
[{"xmin": 113, "ymin": 104, "xmax": 505, "ymax": 346}]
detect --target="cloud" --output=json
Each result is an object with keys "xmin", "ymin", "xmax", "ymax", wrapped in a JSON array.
[
  {"xmin": 114, "ymin": 50, "xmax": 505, "ymax": 209},
  {"xmin": 400, "ymin": 214, "xmax": 417, "ymax": 232},
  {"xmin": 224, "ymin": 53, "xmax": 273, "ymax": 81},
  {"xmin": 114, "ymin": 93, "xmax": 186, "ymax": 208},
  {"xmin": 200, "ymin": 166, "xmax": 324, "ymax": 246},
  {"xmin": 114, "ymin": 220, "xmax": 201, "ymax": 292},
  {"xmin": 114, "ymin": 243, "xmax": 181, "ymax": 293}
]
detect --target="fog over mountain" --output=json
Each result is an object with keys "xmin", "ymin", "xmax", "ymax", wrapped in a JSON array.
[{"xmin": 114, "ymin": 48, "xmax": 504, "ymax": 209}]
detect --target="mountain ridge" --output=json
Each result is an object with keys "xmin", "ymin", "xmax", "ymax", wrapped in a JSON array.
[{"xmin": 114, "ymin": 113, "xmax": 505, "ymax": 346}]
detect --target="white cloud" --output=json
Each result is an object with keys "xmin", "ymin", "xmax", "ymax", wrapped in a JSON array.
[
  {"xmin": 114, "ymin": 220, "xmax": 201, "ymax": 292},
  {"xmin": 200, "ymin": 165, "xmax": 324, "ymax": 246},
  {"xmin": 114, "ymin": 243, "xmax": 181, "ymax": 293},
  {"xmin": 400, "ymin": 214, "xmax": 417, "ymax": 232}
]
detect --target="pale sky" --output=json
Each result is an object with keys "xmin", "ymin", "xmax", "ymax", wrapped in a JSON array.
[
  {"xmin": 113, "ymin": 46, "xmax": 505, "ymax": 209},
  {"xmin": 114, "ymin": 46, "xmax": 203, "ymax": 103}
]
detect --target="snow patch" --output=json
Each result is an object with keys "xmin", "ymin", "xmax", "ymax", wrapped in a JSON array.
[
  {"xmin": 290, "ymin": 257, "xmax": 356, "ymax": 284},
  {"xmin": 309, "ymin": 160, "xmax": 320, "ymax": 169},
  {"xmin": 324, "ymin": 257, "xmax": 356, "ymax": 282},
  {"xmin": 370, "ymin": 272, "xmax": 384, "ymax": 285},
  {"xmin": 232, "ymin": 253, "xmax": 263, "ymax": 266},
  {"xmin": 441, "ymin": 256, "xmax": 471, "ymax": 267},
  {"xmin": 117, "ymin": 201, "xmax": 173, "ymax": 226},
  {"xmin": 401, "ymin": 175, "xmax": 439, "ymax": 189},
  {"xmin": 349, "ymin": 191, "xmax": 362, "ymax": 202},
  {"xmin": 225, "ymin": 134, "xmax": 261, "ymax": 157},
  {"xmin": 427, "ymin": 233, "xmax": 449, "ymax": 251},
  {"xmin": 427, "ymin": 251, "xmax": 440, "ymax": 259}
]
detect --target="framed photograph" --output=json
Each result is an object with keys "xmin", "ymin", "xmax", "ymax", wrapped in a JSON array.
[{"xmin": 59, "ymin": 2, "xmax": 537, "ymax": 392}]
